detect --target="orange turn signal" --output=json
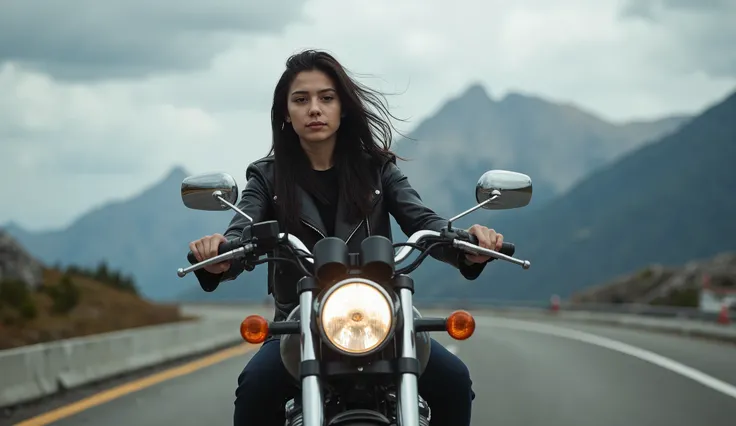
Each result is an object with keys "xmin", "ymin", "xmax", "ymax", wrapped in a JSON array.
[
  {"xmin": 240, "ymin": 315, "xmax": 269, "ymax": 344},
  {"xmin": 446, "ymin": 310, "xmax": 475, "ymax": 340}
]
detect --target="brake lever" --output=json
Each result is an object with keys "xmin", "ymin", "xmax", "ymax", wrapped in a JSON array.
[
  {"xmin": 177, "ymin": 244, "xmax": 254, "ymax": 277},
  {"xmin": 453, "ymin": 240, "xmax": 531, "ymax": 269}
]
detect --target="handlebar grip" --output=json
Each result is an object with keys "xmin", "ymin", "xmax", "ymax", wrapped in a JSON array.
[
  {"xmin": 186, "ymin": 239, "xmax": 243, "ymax": 265},
  {"xmin": 499, "ymin": 242, "xmax": 515, "ymax": 257},
  {"xmin": 461, "ymin": 231, "xmax": 516, "ymax": 257}
]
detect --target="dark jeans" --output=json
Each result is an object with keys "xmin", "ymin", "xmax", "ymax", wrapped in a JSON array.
[{"xmin": 233, "ymin": 338, "xmax": 475, "ymax": 426}]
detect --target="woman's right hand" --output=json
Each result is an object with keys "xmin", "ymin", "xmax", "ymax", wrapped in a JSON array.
[{"xmin": 189, "ymin": 233, "xmax": 232, "ymax": 274}]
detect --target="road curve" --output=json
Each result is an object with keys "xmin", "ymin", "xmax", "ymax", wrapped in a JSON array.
[{"xmin": 9, "ymin": 314, "xmax": 736, "ymax": 426}]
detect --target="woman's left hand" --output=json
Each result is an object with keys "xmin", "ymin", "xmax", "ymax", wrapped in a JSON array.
[{"xmin": 465, "ymin": 224, "xmax": 503, "ymax": 264}]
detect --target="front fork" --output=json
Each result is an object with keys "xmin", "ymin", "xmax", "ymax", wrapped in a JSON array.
[
  {"xmin": 395, "ymin": 275, "xmax": 420, "ymax": 426},
  {"xmin": 297, "ymin": 277, "xmax": 324, "ymax": 426},
  {"xmin": 296, "ymin": 275, "xmax": 421, "ymax": 426}
]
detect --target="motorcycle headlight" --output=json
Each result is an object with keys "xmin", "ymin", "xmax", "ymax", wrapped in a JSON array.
[{"xmin": 319, "ymin": 279, "xmax": 393, "ymax": 355}]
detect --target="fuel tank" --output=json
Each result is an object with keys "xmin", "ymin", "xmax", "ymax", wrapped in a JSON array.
[{"xmin": 279, "ymin": 305, "xmax": 432, "ymax": 380}]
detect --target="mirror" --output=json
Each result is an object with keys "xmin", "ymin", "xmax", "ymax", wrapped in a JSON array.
[
  {"xmin": 181, "ymin": 172, "xmax": 239, "ymax": 211},
  {"xmin": 476, "ymin": 170, "xmax": 532, "ymax": 210}
]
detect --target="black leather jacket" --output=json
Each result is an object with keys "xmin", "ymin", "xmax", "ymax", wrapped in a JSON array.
[{"xmin": 192, "ymin": 155, "xmax": 488, "ymax": 322}]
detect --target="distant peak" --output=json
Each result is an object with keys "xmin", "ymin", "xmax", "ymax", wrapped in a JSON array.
[
  {"xmin": 459, "ymin": 83, "xmax": 492, "ymax": 102},
  {"xmin": 439, "ymin": 83, "xmax": 494, "ymax": 113},
  {"xmin": 143, "ymin": 165, "xmax": 190, "ymax": 194},
  {"xmin": 164, "ymin": 165, "xmax": 189, "ymax": 181}
]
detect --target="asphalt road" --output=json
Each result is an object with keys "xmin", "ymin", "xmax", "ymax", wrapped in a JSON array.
[{"xmin": 9, "ymin": 313, "xmax": 736, "ymax": 426}]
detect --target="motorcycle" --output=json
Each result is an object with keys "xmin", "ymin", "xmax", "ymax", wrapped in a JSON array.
[{"xmin": 176, "ymin": 169, "xmax": 533, "ymax": 426}]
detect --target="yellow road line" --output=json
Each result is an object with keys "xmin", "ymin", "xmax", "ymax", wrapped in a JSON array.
[{"xmin": 14, "ymin": 343, "xmax": 257, "ymax": 426}]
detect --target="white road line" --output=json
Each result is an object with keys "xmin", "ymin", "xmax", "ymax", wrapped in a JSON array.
[{"xmin": 476, "ymin": 316, "xmax": 736, "ymax": 400}]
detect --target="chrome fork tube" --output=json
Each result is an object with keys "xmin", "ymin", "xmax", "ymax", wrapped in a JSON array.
[
  {"xmin": 298, "ymin": 279, "xmax": 324, "ymax": 426},
  {"xmin": 398, "ymin": 287, "xmax": 419, "ymax": 426}
]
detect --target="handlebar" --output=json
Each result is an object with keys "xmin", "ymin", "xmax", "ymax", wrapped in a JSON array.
[
  {"xmin": 391, "ymin": 229, "xmax": 520, "ymax": 265},
  {"xmin": 450, "ymin": 228, "xmax": 516, "ymax": 257},
  {"xmin": 177, "ymin": 226, "xmax": 530, "ymax": 278},
  {"xmin": 185, "ymin": 239, "xmax": 242, "ymax": 264}
]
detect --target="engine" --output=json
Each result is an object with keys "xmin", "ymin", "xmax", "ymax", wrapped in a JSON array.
[{"xmin": 283, "ymin": 390, "xmax": 432, "ymax": 426}]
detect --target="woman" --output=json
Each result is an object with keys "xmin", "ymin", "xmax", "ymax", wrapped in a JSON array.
[{"xmin": 189, "ymin": 49, "xmax": 504, "ymax": 426}]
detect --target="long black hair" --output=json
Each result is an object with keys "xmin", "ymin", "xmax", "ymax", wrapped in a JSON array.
[{"xmin": 268, "ymin": 49, "xmax": 404, "ymax": 233}]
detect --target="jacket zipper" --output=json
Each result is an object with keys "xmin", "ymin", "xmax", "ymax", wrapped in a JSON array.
[
  {"xmin": 345, "ymin": 219, "xmax": 365, "ymax": 244},
  {"xmin": 303, "ymin": 188, "xmax": 378, "ymax": 244},
  {"xmin": 301, "ymin": 219, "xmax": 326, "ymax": 239},
  {"xmin": 347, "ymin": 189, "xmax": 378, "ymax": 243},
  {"xmin": 301, "ymin": 216, "xmax": 364, "ymax": 243}
]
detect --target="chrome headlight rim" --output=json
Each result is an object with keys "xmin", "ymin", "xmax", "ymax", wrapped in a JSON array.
[{"xmin": 316, "ymin": 277, "xmax": 396, "ymax": 357}]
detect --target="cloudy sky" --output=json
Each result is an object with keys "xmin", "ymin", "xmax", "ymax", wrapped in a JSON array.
[{"xmin": 1, "ymin": 0, "xmax": 735, "ymax": 231}]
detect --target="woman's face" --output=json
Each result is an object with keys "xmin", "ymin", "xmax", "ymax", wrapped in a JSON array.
[{"xmin": 286, "ymin": 69, "xmax": 342, "ymax": 145}]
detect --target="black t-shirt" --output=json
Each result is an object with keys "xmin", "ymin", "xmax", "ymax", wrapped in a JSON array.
[{"xmin": 309, "ymin": 167, "xmax": 339, "ymax": 236}]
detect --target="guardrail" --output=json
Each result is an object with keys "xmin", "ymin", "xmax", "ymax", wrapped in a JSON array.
[{"xmin": 0, "ymin": 307, "xmax": 254, "ymax": 409}]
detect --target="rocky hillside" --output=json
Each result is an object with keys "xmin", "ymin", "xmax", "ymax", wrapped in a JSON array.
[
  {"xmin": 0, "ymin": 230, "xmax": 44, "ymax": 290},
  {"xmin": 0, "ymin": 230, "xmax": 188, "ymax": 350},
  {"xmin": 571, "ymin": 252, "xmax": 736, "ymax": 308}
]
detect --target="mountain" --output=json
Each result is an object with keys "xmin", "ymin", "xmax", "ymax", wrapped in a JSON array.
[
  {"xmin": 2, "ymin": 167, "xmax": 269, "ymax": 301},
  {"xmin": 446, "ymin": 88, "xmax": 736, "ymax": 301},
  {"xmin": 376, "ymin": 84, "xmax": 690, "ymax": 300},
  {"xmin": 3, "ymin": 84, "xmax": 692, "ymax": 302},
  {"xmin": 392, "ymin": 84, "xmax": 689, "ymax": 216}
]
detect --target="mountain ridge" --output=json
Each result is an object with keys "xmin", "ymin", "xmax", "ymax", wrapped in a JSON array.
[
  {"xmin": 3, "ymin": 82, "xmax": 700, "ymax": 301},
  {"xmin": 446, "ymin": 87, "xmax": 736, "ymax": 301}
]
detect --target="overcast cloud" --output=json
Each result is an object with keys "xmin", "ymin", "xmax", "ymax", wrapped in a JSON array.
[
  {"xmin": 1, "ymin": 0, "xmax": 735, "ymax": 230},
  {"xmin": 0, "ymin": 0, "xmax": 307, "ymax": 80}
]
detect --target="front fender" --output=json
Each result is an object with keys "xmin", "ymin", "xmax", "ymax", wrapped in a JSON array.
[{"xmin": 326, "ymin": 408, "xmax": 391, "ymax": 425}]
